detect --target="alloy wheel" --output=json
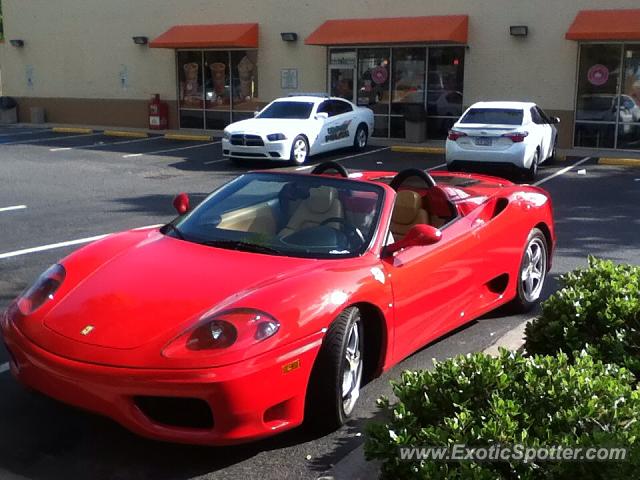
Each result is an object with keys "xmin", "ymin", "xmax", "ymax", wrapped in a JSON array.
[
  {"xmin": 521, "ymin": 237, "xmax": 546, "ymax": 302},
  {"xmin": 341, "ymin": 319, "xmax": 363, "ymax": 416}
]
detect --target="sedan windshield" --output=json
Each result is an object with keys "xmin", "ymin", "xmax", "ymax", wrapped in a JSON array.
[
  {"xmin": 460, "ymin": 108, "xmax": 524, "ymax": 125},
  {"xmin": 165, "ymin": 173, "xmax": 385, "ymax": 259},
  {"xmin": 257, "ymin": 101, "xmax": 314, "ymax": 120}
]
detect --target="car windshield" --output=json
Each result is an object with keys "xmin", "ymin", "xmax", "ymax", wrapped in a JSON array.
[
  {"xmin": 166, "ymin": 173, "xmax": 385, "ymax": 259},
  {"xmin": 460, "ymin": 108, "xmax": 524, "ymax": 125},
  {"xmin": 257, "ymin": 101, "xmax": 314, "ymax": 119}
]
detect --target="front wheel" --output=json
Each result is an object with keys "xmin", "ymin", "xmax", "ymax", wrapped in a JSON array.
[
  {"xmin": 305, "ymin": 307, "xmax": 363, "ymax": 430},
  {"xmin": 290, "ymin": 135, "xmax": 309, "ymax": 165},
  {"xmin": 353, "ymin": 125, "xmax": 368, "ymax": 152},
  {"xmin": 511, "ymin": 228, "xmax": 548, "ymax": 312}
]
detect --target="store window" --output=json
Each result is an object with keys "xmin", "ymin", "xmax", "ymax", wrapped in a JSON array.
[
  {"xmin": 177, "ymin": 50, "xmax": 263, "ymax": 130},
  {"xmin": 575, "ymin": 43, "xmax": 640, "ymax": 150},
  {"xmin": 328, "ymin": 46, "xmax": 465, "ymax": 140}
]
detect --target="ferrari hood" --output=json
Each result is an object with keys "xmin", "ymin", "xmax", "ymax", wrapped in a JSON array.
[
  {"xmin": 225, "ymin": 118, "xmax": 313, "ymax": 136},
  {"xmin": 42, "ymin": 231, "xmax": 315, "ymax": 350}
]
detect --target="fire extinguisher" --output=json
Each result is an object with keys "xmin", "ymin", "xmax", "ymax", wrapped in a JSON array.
[{"xmin": 149, "ymin": 94, "xmax": 168, "ymax": 130}]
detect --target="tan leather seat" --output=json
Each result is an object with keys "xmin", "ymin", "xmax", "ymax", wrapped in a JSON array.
[
  {"xmin": 279, "ymin": 186, "xmax": 343, "ymax": 236},
  {"xmin": 390, "ymin": 190, "xmax": 429, "ymax": 240}
]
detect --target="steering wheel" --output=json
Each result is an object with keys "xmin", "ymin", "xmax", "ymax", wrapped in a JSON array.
[
  {"xmin": 311, "ymin": 161, "xmax": 349, "ymax": 178},
  {"xmin": 319, "ymin": 217, "xmax": 365, "ymax": 248},
  {"xmin": 389, "ymin": 168, "xmax": 437, "ymax": 190}
]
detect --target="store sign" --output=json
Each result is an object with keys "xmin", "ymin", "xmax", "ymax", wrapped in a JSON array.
[
  {"xmin": 281, "ymin": 69, "xmax": 298, "ymax": 89},
  {"xmin": 330, "ymin": 51, "xmax": 356, "ymax": 68},
  {"xmin": 587, "ymin": 64, "xmax": 609, "ymax": 86}
]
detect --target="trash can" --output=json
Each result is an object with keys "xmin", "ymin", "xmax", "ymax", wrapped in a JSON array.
[
  {"xmin": 0, "ymin": 96, "xmax": 18, "ymax": 124},
  {"xmin": 404, "ymin": 104, "xmax": 427, "ymax": 143},
  {"xmin": 30, "ymin": 107, "xmax": 46, "ymax": 124}
]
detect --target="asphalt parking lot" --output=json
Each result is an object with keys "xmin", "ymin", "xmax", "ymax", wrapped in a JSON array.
[{"xmin": 1, "ymin": 125, "xmax": 639, "ymax": 480}]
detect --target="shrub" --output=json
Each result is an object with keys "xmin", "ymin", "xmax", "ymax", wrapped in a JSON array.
[
  {"xmin": 365, "ymin": 350, "xmax": 640, "ymax": 479},
  {"xmin": 524, "ymin": 256, "xmax": 640, "ymax": 375}
]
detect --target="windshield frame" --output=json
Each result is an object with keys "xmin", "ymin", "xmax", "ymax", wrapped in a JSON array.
[{"xmin": 165, "ymin": 172, "xmax": 387, "ymax": 259}]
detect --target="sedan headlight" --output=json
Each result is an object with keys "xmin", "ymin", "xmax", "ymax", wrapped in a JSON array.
[
  {"xmin": 17, "ymin": 264, "xmax": 66, "ymax": 315},
  {"xmin": 267, "ymin": 133, "xmax": 287, "ymax": 141},
  {"xmin": 223, "ymin": 130, "xmax": 231, "ymax": 140},
  {"xmin": 162, "ymin": 308, "xmax": 280, "ymax": 360}
]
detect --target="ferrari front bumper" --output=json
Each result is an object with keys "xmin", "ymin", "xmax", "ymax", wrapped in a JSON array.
[{"xmin": 1, "ymin": 317, "xmax": 322, "ymax": 445}]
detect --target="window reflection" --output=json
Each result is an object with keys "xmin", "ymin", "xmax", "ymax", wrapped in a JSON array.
[{"xmin": 357, "ymin": 48, "xmax": 391, "ymax": 115}]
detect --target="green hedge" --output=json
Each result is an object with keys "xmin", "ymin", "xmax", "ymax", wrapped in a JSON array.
[
  {"xmin": 524, "ymin": 257, "xmax": 640, "ymax": 375},
  {"xmin": 365, "ymin": 350, "xmax": 640, "ymax": 479}
]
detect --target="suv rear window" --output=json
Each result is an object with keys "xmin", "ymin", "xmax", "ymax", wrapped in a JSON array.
[{"xmin": 460, "ymin": 108, "xmax": 524, "ymax": 125}]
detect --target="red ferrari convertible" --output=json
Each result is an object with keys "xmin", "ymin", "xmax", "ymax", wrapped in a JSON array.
[{"xmin": 1, "ymin": 162, "xmax": 554, "ymax": 445}]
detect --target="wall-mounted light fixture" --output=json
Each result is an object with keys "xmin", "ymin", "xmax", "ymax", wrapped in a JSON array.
[
  {"xmin": 280, "ymin": 32, "xmax": 298, "ymax": 42},
  {"xmin": 509, "ymin": 25, "xmax": 528, "ymax": 37},
  {"xmin": 9, "ymin": 39, "xmax": 25, "ymax": 47},
  {"xmin": 132, "ymin": 36, "xmax": 149, "ymax": 45}
]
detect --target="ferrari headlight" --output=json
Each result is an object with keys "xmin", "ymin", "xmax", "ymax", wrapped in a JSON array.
[
  {"xmin": 162, "ymin": 308, "xmax": 280, "ymax": 360},
  {"xmin": 223, "ymin": 130, "xmax": 231, "ymax": 140},
  {"xmin": 17, "ymin": 264, "xmax": 66, "ymax": 315},
  {"xmin": 267, "ymin": 133, "xmax": 286, "ymax": 141}
]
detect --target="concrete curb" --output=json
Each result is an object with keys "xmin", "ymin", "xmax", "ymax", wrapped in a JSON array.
[
  {"xmin": 51, "ymin": 127, "xmax": 94, "ymax": 134},
  {"xmin": 103, "ymin": 130, "xmax": 149, "ymax": 139},
  {"xmin": 598, "ymin": 157, "xmax": 640, "ymax": 167},
  {"xmin": 164, "ymin": 133, "xmax": 213, "ymax": 142},
  {"xmin": 391, "ymin": 145, "xmax": 445, "ymax": 154},
  {"xmin": 317, "ymin": 318, "xmax": 531, "ymax": 480}
]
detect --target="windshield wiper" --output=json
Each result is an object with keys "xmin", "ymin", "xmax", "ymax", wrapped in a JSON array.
[
  {"xmin": 202, "ymin": 239, "xmax": 282, "ymax": 256},
  {"xmin": 162, "ymin": 223, "xmax": 185, "ymax": 240}
]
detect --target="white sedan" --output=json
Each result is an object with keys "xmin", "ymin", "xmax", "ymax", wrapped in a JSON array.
[
  {"xmin": 446, "ymin": 101, "xmax": 559, "ymax": 181},
  {"xmin": 222, "ymin": 95, "xmax": 374, "ymax": 165}
]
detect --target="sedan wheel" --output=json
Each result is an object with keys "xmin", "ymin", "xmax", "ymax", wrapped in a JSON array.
[
  {"xmin": 512, "ymin": 228, "xmax": 548, "ymax": 312},
  {"xmin": 524, "ymin": 150, "xmax": 539, "ymax": 183},
  {"xmin": 305, "ymin": 307, "xmax": 363, "ymax": 430},
  {"xmin": 290, "ymin": 136, "xmax": 308, "ymax": 165},
  {"xmin": 353, "ymin": 125, "xmax": 368, "ymax": 152}
]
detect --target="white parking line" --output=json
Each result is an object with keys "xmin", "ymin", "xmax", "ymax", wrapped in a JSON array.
[
  {"xmin": 428, "ymin": 163, "xmax": 447, "ymax": 171},
  {"xmin": 0, "ymin": 224, "xmax": 163, "ymax": 260},
  {"xmin": 534, "ymin": 157, "xmax": 592, "ymax": 186},
  {"xmin": 294, "ymin": 147, "xmax": 392, "ymax": 171},
  {"xmin": 203, "ymin": 157, "xmax": 229, "ymax": 165},
  {"xmin": 3, "ymin": 132, "xmax": 101, "ymax": 146},
  {"xmin": 0, "ymin": 363, "xmax": 9, "ymax": 374},
  {"xmin": 0, "ymin": 205, "xmax": 27, "ymax": 213},
  {"xmin": 48, "ymin": 136, "xmax": 162, "ymax": 152},
  {"xmin": 123, "ymin": 141, "xmax": 220, "ymax": 158}
]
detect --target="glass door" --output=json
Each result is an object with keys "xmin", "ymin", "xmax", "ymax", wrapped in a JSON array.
[
  {"xmin": 618, "ymin": 45, "xmax": 640, "ymax": 150},
  {"xmin": 330, "ymin": 67, "xmax": 355, "ymax": 102}
]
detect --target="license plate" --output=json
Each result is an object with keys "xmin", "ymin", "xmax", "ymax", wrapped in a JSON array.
[{"xmin": 475, "ymin": 137, "xmax": 492, "ymax": 146}]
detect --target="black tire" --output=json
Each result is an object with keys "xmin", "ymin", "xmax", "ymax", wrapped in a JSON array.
[
  {"xmin": 353, "ymin": 124, "xmax": 368, "ymax": 152},
  {"xmin": 547, "ymin": 138, "xmax": 558, "ymax": 164},
  {"xmin": 305, "ymin": 307, "xmax": 363, "ymax": 431},
  {"xmin": 523, "ymin": 150, "xmax": 539, "ymax": 183},
  {"xmin": 511, "ymin": 228, "xmax": 548, "ymax": 313},
  {"xmin": 290, "ymin": 135, "xmax": 309, "ymax": 165}
]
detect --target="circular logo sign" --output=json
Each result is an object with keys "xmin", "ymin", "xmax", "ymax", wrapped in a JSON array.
[
  {"xmin": 587, "ymin": 64, "xmax": 609, "ymax": 86},
  {"xmin": 371, "ymin": 66, "xmax": 388, "ymax": 85}
]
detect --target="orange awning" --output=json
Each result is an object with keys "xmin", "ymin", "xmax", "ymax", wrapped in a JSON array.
[
  {"xmin": 150, "ymin": 23, "xmax": 259, "ymax": 49},
  {"xmin": 566, "ymin": 9, "xmax": 640, "ymax": 40},
  {"xmin": 305, "ymin": 15, "xmax": 468, "ymax": 46}
]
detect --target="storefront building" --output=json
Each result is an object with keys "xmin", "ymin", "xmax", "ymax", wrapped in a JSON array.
[{"xmin": 1, "ymin": 0, "xmax": 639, "ymax": 150}]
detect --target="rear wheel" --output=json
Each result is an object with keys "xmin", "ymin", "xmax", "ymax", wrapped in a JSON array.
[
  {"xmin": 511, "ymin": 228, "xmax": 548, "ymax": 312},
  {"xmin": 290, "ymin": 135, "xmax": 309, "ymax": 165},
  {"xmin": 305, "ymin": 307, "xmax": 363, "ymax": 430},
  {"xmin": 353, "ymin": 124, "xmax": 368, "ymax": 152},
  {"xmin": 547, "ymin": 137, "xmax": 558, "ymax": 164},
  {"xmin": 523, "ymin": 150, "xmax": 539, "ymax": 182}
]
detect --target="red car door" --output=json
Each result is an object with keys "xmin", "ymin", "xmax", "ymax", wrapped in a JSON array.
[{"xmin": 382, "ymin": 214, "xmax": 481, "ymax": 363}]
